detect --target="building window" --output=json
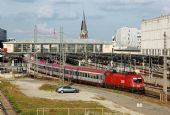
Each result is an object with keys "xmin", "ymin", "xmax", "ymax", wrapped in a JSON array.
[
  {"xmin": 51, "ymin": 44, "xmax": 58, "ymax": 53},
  {"xmin": 87, "ymin": 44, "xmax": 93, "ymax": 53},
  {"xmin": 146, "ymin": 49, "xmax": 148, "ymax": 55},
  {"xmin": 14, "ymin": 44, "xmax": 21, "ymax": 52},
  {"xmin": 167, "ymin": 50, "xmax": 169, "ymax": 56},
  {"xmin": 23, "ymin": 44, "xmax": 30, "ymax": 52},
  {"xmin": 67, "ymin": 44, "xmax": 75, "ymax": 53},
  {"xmin": 142, "ymin": 49, "xmax": 144, "ymax": 54}
]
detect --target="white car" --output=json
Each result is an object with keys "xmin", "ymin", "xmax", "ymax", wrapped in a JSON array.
[{"xmin": 56, "ymin": 86, "xmax": 79, "ymax": 93}]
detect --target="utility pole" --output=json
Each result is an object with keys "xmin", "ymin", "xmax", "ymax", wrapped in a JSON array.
[
  {"xmin": 121, "ymin": 53, "xmax": 123, "ymax": 73},
  {"xmin": 142, "ymin": 57, "xmax": 145, "ymax": 75},
  {"xmin": 149, "ymin": 55, "xmax": 151, "ymax": 78},
  {"xmin": 129, "ymin": 53, "xmax": 132, "ymax": 72},
  {"xmin": 163, "ymin": 32, "xmax": 168, "ymax": 102},
  {"xmin": 59, "ymin": 26, "xmax": 64, "ymax": 85},
  {"xmin": 85, "ymin": 44, "xmax": 87, "ymax": 66},
  {"xmin": 34, "ymin": 25, "xmax": 37, "ymax": 77}
]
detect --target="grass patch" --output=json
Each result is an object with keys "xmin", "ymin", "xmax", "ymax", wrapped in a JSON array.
[
  {"xmin": 0, "ymin": 81, "xmax": 114, "ymax": 115},
  {"xmin": 39, "ymin": 81, "xmax": 73, "ymax": 92},
  {"xmin": 39, "ymin": 84, "xmax": 57, "ymax": 92}
]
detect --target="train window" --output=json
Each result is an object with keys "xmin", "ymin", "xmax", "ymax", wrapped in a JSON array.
[
  {"xmin": 55, "ymin": 69, "xmax": 58, "ymax": 72},
  {"xmin": 76, "ymin": 71, "xmax": 79, "ymax": 76},
  {"xmin": 73, "ymin": 71, "xmax": 76, "ymax": 76},
  {"xmin": 65, "ymin": 70, "xmax": 68, "ymax": 74},
  {"xmin": 80, "ymin": 72, "xmax": 83, "ymax": 77},
  {"xmin": 55, "ymin": 68, "xmax": 59, "ymax": 72},
  {"xmin": 87, "ymin": 73, "xmax": 89, "ymax": 78},
  {"xmin": 100, "ymin": 75, "xmax": 103, "ymax": 80},
  {"xmin": 89, "ymin": 74, "xmax": 95, "ymax": 79},
  {"xmin": 52, "ymin": 68, "xmax": 55, "ymax": 71},
  {"xmin": 89, "ymin": 74, "xmax": 92, "ymax": 78},
  {"xmin": 133, "ymin": 78, "xmax": 142, "ymax": 83},
  {"xmin": 72, "ymin": 71, "xmax": 74, "ymax": 75},
  {"xmin": 85, "ymin": 73, "xmax": 87, "ymax": 77},
  {"xmin": 96, "ymin": 75, "xmax": 99, "ymax": 79},
  {"xmin": 99, "ymin": 75, "xmax": 102, "ymax": 80},
  {"xmin": 70, "ymin": 71, "xmax": 72, "ymax": 75}
]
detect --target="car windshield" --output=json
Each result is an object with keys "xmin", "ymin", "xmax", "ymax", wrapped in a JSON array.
[{"xmin": 133, "ymin": 78, "xmax": 142, "ymax": 83}]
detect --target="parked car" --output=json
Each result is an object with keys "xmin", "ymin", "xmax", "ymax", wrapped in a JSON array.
[{"xmin": 56, "ymin": 86, "xmax": 79, "ymax": 93}]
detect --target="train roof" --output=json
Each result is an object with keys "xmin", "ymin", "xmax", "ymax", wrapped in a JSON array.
[
  {"xmin": 52, "ymin": 64, "xmax": 104, "ymax": 74},
  {"xmin": 64, "ymin": 65, "xmax": 104, "ymax": 74},
  {"xmin": 34, "ymin": 60, "xmax": 105, "ymax": 74}
]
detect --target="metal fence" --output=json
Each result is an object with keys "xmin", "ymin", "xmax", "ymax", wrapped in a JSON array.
[{"xmin": 36, "ymin": 108, "xmax": 126, "ymax": 115}]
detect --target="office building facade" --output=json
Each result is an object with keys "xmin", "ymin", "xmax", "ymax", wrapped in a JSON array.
[{"xmin": 141, "ymin": 15, "xmax": 170, "ymax": 56}]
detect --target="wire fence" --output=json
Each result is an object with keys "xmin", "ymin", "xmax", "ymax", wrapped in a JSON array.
[{"xmin": 36, "ymin": 108, "xmax": 126, "ymax": 115}]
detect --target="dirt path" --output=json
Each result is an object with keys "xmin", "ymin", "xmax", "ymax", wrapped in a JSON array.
[{"xmin": 0, "ymin": 90, "xmax": 17, "ymax": 115}]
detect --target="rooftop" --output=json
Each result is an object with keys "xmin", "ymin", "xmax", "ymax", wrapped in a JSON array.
[
  {"xmin": 3, "ymin": 37, "xmax": 111, "ymax": 44},
  {"xmin": 142, "ymin": 14, "xmax": 170, "ymax": 22}
]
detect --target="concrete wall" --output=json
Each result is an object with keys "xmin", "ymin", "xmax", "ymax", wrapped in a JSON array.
[{"xmin": 103, "ymin": 44, "xmax": 113, "ymax": 53}]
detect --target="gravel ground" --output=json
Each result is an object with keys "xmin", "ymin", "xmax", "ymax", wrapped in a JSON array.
[{"xmin": 11, "ymin": 78, "xmax": 141, "ymax": 115}]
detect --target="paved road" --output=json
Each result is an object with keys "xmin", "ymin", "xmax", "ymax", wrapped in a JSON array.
[{"xmin": 76, "ymin": 85, "xmax": 170, "ymax": 115}]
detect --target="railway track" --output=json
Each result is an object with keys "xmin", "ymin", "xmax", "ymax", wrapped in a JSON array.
[
  {"xmin": 28, "ymin": 68, "xmax": 170, "ymax": 102},
  {"xmin": 137, "ymin": 66, "xmax": 170, "ymax": 79},
  {"xmin": 27, "ymin": 58, "xmax": 169, "ymax": 102}
]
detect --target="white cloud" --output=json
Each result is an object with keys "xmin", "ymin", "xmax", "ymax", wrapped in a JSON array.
[
  {"xmin": 123, "ymin": 0, "xmax": 155, "ymax": 4},
  {"xmin": 14, "ymin": 29, "xmax": 32, "ymax": 34},
  {"xmin": 162, "ymin": 6, "xmax": 170, "ymax": 15},
  {"xmin": 56, "ymin": 11, "xmax": 79, "ymax": 20},
  {"xmin": 37, "ymin": 4, "xmax": 55, "ymax": 19},
  {"xmin": 93, "ymin": 0, "xmax": 156, "ymax": 7},
  {"xmin": 14, "ymin": 23, "xmax": 54, "ymax": 35},
  {"xmin": 10, "ymin": 0, "xmax": 36, "ymax": 3},
  {"xmin": 36, "ymin": 23, "xmax": 54, "ymax": 35}
]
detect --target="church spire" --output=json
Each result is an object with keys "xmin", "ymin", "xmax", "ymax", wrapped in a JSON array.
[{"xmin": 80, "ymin": 11, "xmax": 88, "ymax": 39}]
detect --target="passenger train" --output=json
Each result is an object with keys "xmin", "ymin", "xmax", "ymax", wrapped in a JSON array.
[{"xmin": 29, "ymin": 59, "xmax": 145, "ymax": 93}]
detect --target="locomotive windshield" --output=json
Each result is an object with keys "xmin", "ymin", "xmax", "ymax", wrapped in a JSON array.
[{"xmin": 133, "ymin": 78, "xmax": 142, "ymax": 83}]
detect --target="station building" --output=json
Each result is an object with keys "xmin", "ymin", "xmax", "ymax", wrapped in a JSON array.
[
  {"xmin": 141, "ymin": 15, "xmax": 170, "ymax": 56},
  {"xmin": 3, "ymin": 38, "xmax": 113, "ymax": 54}
]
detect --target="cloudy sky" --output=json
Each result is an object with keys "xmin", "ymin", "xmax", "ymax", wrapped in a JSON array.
[{"xmin": 0, "ymin": 0, "xmax": 170, "ymax": 41}]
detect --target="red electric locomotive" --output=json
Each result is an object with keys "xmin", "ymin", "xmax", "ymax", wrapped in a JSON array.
[{"xmin": 104, "ymin": 71, "xmax": 145, "ymax": 93}]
